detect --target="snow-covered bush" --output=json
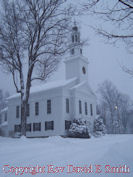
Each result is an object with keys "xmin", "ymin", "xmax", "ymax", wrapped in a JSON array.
[
  {"xmin": 93, "ymin": 117, "xmax": 106, "ymax": 137},
  {"xmin": 68, "ymin": 118, "xmax": 90, "ymax": 138}
]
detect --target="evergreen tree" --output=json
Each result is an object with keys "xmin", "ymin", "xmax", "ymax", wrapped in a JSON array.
[{"xmin": 93, "ymin": 117, "xmax": 106, "ymax": 137}]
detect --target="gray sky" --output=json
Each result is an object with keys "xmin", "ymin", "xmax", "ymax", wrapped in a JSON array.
[{"xmin": 0, "ymin": 7, "xmax": 133, "ymax": 100}]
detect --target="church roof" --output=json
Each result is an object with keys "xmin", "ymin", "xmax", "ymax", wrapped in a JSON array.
[
  {"xmin": 0, "ymin": 107, "xmax": 8, "ymax": 114},
  {"xmin": 70, "ymin": 81, "xmax": 86, "ymax": 89},
  {"xmin": 70, "ymin": 81, "xmax": 96, "ymax": 97},
  {"xmin": 8, "ymin": 77, "xmax": 77, "ymax": 100}
]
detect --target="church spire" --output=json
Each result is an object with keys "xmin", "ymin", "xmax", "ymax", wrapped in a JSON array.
[
  {"xmin": 65, "ymin": 23, "xmax": 89, "ymax": 83},
  {"xmin": 70, "ymin": 23, "xmax": 83, "ymax": 56}
]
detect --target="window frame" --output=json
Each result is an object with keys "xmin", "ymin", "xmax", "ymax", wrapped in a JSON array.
[
  {"xmin": 85, "ymin": 102, "xmax": 88, "ymax": 115},
  {"xmin": 45, "ymin": 121, "xmax": 54, "ymax": 131},
  {"xmin": 79, "ymin": 100, "xmax": 82, "ymax": 114},
  {"xmin": 75, "ymin": 35, "xmax": 78, "ymax": 42},
  {"xmin": 65, "ymin": 120, "xmax": 71, "ymax": 130},
  {"xmin": 16, "ymin": 106, "xmax": 19, "ymax": 118},
  {"xmin": 72, "ymin": 35, "xmax": 74, "ymax": 43},
  {"xmin": 35, "ymin": 102, "xmax": 39, "ymax": 116},
  {"xmin": 47, "ymin": 100, "xmax": 51, "ymax": 114},
  {"xmin": 90, "ymin": 104, "xmax": 93, "ymax": 116},
  {"xmin": 71, "ymin": 48, "xmax": 74, "ymax": 55},
  {"xmin": 4, "ymin": 112, "xmax": 7, "ymax": 121},
  {"xmin": 33, "ymin": 122, "xmax": 41, "ymax": 131},
  {"xmin": 66, "ymin": 98, "xmax": 69, "ymax": 113}
]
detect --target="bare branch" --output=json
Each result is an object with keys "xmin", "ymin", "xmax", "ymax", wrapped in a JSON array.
[{"xmin": 119, "ymin": 0, "xmax": 133, "ymax": 9}]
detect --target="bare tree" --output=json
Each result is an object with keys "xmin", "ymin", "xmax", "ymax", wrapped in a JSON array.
[
  {"xmin": 98, "ymin": 80, "xmax": 131, "ymax": 134},
  {"xmin": 82, "ymin": 0, "xmax": 133, "ymax": 76},
  {"xmin": 0, "ymin": 0, "xmax": 74, "ymax": 136}
]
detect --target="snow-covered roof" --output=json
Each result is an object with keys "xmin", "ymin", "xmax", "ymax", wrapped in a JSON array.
[
  {"xmin": 0, "ymin": 121, "xmax": 8, "ymax": 128},
  {"xmin": 0, "ymin": 107, "xmax": 8, "ymax": 114},
  {"xmin": 70, "ymin": 81, "xmax": 96, "ymax": 97},
  {"xmin": 8, "ymin": 77, "xmax": 77, "ymax": 100},
  {"xmin": 70, "ymin": 81, "xmax": 86, "ymax": 89}
]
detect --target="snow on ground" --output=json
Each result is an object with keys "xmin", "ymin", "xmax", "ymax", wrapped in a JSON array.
[{"xmin": 0, "ymin": 135, "xmax": 133, "ymax": 177}]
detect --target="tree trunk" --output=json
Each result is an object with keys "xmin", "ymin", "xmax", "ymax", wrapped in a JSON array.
[
  {"xmin": 20, "ymin": 66, "xmax": 33, "ymax": 137},
  {"xmin": 21, "ymin": 100, "xmax": 27, "ymax": 136}
]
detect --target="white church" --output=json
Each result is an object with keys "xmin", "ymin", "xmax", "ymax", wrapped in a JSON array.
[{"xmin": 5, "ymin": 24, "xmax": 97, "ymax": 137}]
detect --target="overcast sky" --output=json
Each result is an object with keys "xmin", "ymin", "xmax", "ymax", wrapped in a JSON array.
[{"xmin": 0, "ymin": 3, "xmax": 133, "ymax": 100}]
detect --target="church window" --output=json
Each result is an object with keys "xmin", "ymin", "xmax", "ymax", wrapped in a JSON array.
[
  {"xmin": 45, "ymin": 121, "xmax": 54, "ymax": 130},
  {"xmin": 66, "ymin": 98, "xmax": 69, "ymax": 113},
  {"xmin": 78, "ymin": 35, "xmax": 80, "ymax": 42},
  {"xmin": 47, "ymin": 100, "xmax": 51, "ymax": 114},
  {"xmin": 14, "ymin": 124, "xmax": 21, "ymax": 132},
  {"xmin": 82, "ymin": 67, "xmax": 86, "ymax": 74},
  {"xmin": 26, "ymin": 104, "xmax": 30, "ymax": 117},
  {"xmin": 26, "ymin": 124, "xmax": 31, "ymax": 132},
  {"xmin": 16, "ymin": 106, "xmax": 19, "ymax": 118},
  {"xmin": 79, "ymin": 100, "xmax": 82, "ymax": 114},
  {"xmin": 90, "ymin": 104, "xmax": 93, "ymax": 116},
  {"xmin": 72, "ymin": 35, "xmax": 74, "ymax": 43},
  {"xmin": 5, "ymin": 112, "xmax": 7, "ymax": 121},
  {"xmin": 75, "ymin": 35, "xmax": 78, "ymax": 42},
  {"xmin": 71, "ymin": 48, "xmax": 74, "ymax": 55},
  {"xmin": 65, "ymin": 120, "xmax": 71, "ymax": 130},
  {"xmin": 35, "ymin": 102, "xmax": 39, "ymax": 116},
  {"xmin": 33, "ymin": 122, "xmax": 41, "ymax": 131},
  {"xmin": 85, "ymin": 102, "xmax": 88, "ymax": 115}
]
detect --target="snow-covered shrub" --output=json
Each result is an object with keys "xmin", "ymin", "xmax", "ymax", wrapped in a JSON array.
[
  {"xmin": 68, "ymin": 118, "xmax": 90, "ymax": 138},
  {"xmin": 93, "ymin": 117, "xmax": 106, "ymax": 137}
]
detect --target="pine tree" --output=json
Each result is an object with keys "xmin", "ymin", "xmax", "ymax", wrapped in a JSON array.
[{"xmin": 93, "ymin": 117, "xmax": 106, "ymax": 137}]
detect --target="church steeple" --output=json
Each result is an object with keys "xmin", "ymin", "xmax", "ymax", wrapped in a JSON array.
[
  {"xmin": 70, "ymin": 22, "xmax": 83, "ymax": 56},
  {"xmin": 65, "ymin": 23, "xmax": 89, "ymax": 83}
]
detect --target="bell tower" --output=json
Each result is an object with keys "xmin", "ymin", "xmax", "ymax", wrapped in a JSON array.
[
  {"xmin": 70, "ymin": 23, "xmax": 82, "ymax": 56},
  {"xmin": 65, "ymin": 23, "xmax": 89, "ymax": 83}
]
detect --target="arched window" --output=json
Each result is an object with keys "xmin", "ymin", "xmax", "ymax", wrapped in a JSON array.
[
  {"xmin": 72, "ymin": 35, "xmax": 74, "ymax": 43},
  {"xmin": 75, "ymin": 35, "xmax": 78, "ymax": 42},
  {"xmin": 71, "ymin": 48, "xmax": 74, "ymax": 55},
  {"xmin": 78, "ymin": 35, "xmax": 80, "ymax": 42},
  {"xmin": 80, "ymin": 49, "xmax": 82, "ymax": 54}
]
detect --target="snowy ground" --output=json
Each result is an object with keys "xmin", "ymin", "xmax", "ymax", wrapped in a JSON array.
[{"xmin": 0, "ymin": 135, "xmax": 133, "ymax": 177}]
